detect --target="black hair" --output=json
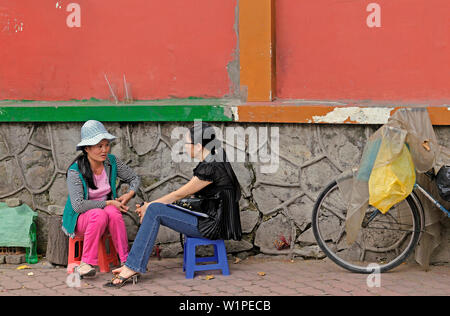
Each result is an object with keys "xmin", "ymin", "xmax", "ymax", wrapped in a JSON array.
[
  {"xmin": 189, "ymin": 122, "xmax": 241, "ymax": 202},
  {"xmin": 188, "ymin": 122, "xmax": 219, "ymax": 155},
  {"xmin": 67, "ymin": 148, "xmax": 97, "ymax": 190}
]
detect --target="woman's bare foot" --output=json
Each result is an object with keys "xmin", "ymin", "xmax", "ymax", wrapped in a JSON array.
[
  {"xmin": 111, "ymin": 265, "xmax": 138, "ymax": 285},
  {"xmin": 111, "ymin": 266, "xmax": 123, "ymax": 275}
]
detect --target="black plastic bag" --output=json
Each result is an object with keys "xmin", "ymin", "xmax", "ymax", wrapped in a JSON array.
[{"xmin": 436, "ymin": 166, "xmax": 450, "ymax": 202}]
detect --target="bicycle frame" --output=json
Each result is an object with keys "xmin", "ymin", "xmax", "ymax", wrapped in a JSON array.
[{"xmin": 414, "ymin": 183, "xmax": 450, "ymax": 218}]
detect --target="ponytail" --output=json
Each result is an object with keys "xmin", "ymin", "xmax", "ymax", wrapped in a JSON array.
[{"xmin": 221, "ymin": 148, "xmax": 241, "ymax": 202}]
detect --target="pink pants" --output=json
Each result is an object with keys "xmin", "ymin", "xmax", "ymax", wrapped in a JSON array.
[{"xmin": 75, "ymin": 205, "xmax": 129, "ymax": 265}]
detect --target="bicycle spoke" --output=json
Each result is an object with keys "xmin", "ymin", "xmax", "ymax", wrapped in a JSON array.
[
  {"xmin": 335, "ymin": 225, "xmax": 346, "ymax": 245},
  {"xmin": 359, "ymin": 230, "xmax": 366, "ymax": 262},
  {"xmin": 320, "ymin": 201, "xmax": 346, "ymax": 221},
  {"xmin": 365, "ymin": 232, "xmax": 411, "ymax": 253},
  {"xmin": 364, "ymin": 226, "xmax": 416, "ymax": 233}
]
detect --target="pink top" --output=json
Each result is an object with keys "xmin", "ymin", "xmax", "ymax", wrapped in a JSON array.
[{"xmin": 88, "ymin": 168, "xmax": 111, "ymax": 201}]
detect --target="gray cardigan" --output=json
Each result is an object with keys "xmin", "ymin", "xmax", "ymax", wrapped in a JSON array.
[{"xmin": 67, "ymin": 155, "xmax": 140, "ymax": 214}]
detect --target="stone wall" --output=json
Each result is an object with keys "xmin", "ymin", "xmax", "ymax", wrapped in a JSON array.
[{"xmin": 0, "ymin": 122, "xmax": 448, "ymax": 264}]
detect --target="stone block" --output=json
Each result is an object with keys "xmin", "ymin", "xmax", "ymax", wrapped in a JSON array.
[
  {"xmin": 5, "ymin": 254, "xmax": 26, "ymax": 264},
  {"xmin": 48, "ymin": 205, "xmax": 64, "ymax": 216},
  {"xmin": 6, "ymin": 198, "xmax": 21, "ymax": 207},
  {"xmin": 296, "ymin": 228, "xmax": 316, "ymax": 246},
  {"xmin": 225, "ymin": 239, "xmax": 253, "ymax": 253},
  {"xmin": 240, "ymin": 210, "xmax": 259, "ymax": 234},
  {"xmin": 255, "ymin": 214, "xmax": 292, "ymax": 250}
]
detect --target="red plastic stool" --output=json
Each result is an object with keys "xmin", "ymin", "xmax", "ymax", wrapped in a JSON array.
[{"xmin": 67, "ymin": 233, "xmax": 119, "ymax": 274}]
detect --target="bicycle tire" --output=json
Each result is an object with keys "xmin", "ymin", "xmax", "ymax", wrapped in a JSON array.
[{"xmin": 312, "ymin": 180, "xmax": 421, "ymax": 273}]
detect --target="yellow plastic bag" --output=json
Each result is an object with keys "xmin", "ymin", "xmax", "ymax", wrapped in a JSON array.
[{"xmin": 368, "ymin": 129, "xmax": 416, "ymax": 214}]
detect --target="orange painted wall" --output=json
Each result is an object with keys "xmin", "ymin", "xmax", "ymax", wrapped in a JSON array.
[
  {"xmin": 0, "ymin": 0, "xmax": 238, "ymax": 101},
  {"xmin": 239, "ymin": 0, "xmax": 275, "ymax": 102},
  {"xmin": 276, "ymin": 0, "xmax": 450, "ymax": 102}
]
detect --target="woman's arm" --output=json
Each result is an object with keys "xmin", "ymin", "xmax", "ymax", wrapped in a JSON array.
[
  {"xmin": 136, "ymin": 176, "xmax": 211, "ymax": 221},
  {"xmin": 154, "ymin": 176, "xmax": 211, "ymax": 204},
  {"xmin": 114, "ymin": 157, "xmax": 141, "ymax": 207},
  {"xmin": 67, "ymin": 169, "xmax": 107, "ymax": 213},
  {"xmin": 115, "ymin": 157, "xmax": 140, "ymax": 193}
]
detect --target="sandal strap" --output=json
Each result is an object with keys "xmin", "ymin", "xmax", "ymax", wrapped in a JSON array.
[{"xmin": 107, "ymin": 273, "xmax": 139, "ymax": 287}]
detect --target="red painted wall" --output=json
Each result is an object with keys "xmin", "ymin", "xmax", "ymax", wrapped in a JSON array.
[
  {"xmin": 276, "ymin": 0, "xmax": 450, "ymax": 102},
  {"xmin": 0, "ymin": 0, "xmax": 237, "ymax": 101}
]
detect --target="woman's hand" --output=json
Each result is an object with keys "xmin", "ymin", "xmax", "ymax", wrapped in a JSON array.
[
  {"xmin": 135, "ymin": 202, "xmax": 150, "ymax": 224},
  {"xmin": 116, "ymin": 191, "xmax": 135, "ymax": 207},
  {"xmin": 133, "ymin": 177, "xmax": 211, "ymax": 223},
  {"xmin": 107, "ymin": 200, "xmax": 129, "ymax": 213}
]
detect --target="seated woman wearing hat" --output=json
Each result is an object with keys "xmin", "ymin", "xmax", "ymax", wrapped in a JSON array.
[{"xmin": 62, "ymin": 120, "xmax": 140, "ymax": 278}]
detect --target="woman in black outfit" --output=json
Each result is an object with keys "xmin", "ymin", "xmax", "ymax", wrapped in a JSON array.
[{"xmin": 105, "ymin": 122, "xmax": 241, "ymax": 287}]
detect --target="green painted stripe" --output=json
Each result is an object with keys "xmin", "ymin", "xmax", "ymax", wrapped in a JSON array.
[{"xmin": 0, "ymin": 104, "xmax": 233, "ymax": 122}]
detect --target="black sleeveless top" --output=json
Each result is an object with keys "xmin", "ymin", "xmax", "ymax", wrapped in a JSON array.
[{"xmin": 193, "ymin": 154, "xmax": 242, "ymax": 241}]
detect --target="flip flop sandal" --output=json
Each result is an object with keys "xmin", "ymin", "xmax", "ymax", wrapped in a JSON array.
[
  {"xmin": 77, "ymin": 262, "xmax": 96, "ymax": 279},
  {"xmin": 103, "ymin": 273, "xmax": 140, "ymax": 288}
]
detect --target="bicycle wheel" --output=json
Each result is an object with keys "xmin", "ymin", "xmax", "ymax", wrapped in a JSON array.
[{"xmin": 312, "ymin": 180, "xmax": 421, "ymax": 273}]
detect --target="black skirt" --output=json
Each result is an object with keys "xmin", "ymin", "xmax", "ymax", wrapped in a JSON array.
[{"xmin": 197, "ymin": 189, "xmax": 242, "ymax": 241}]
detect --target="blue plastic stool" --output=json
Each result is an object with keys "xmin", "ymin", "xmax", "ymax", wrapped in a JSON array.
[{"xmin": 183, "ymin": 237, "xmax": 230, "ymax": 279}]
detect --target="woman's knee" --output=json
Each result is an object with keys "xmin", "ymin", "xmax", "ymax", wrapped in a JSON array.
[
  {"xmin": 144, "ymin": 203, "xmax": 165, "ymax": 220},
  {"xmin": 104, "ymin": 205, "xmax": 123, "ymax": 220},
  {"xmin": 87, "ymin": 208, "xmax": 108, "ymax": 226}
]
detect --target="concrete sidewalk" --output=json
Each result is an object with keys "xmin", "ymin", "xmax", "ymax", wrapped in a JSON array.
[{"xmin": 0, "ymin": 257, "xmax": 449, "ymax": 296}]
